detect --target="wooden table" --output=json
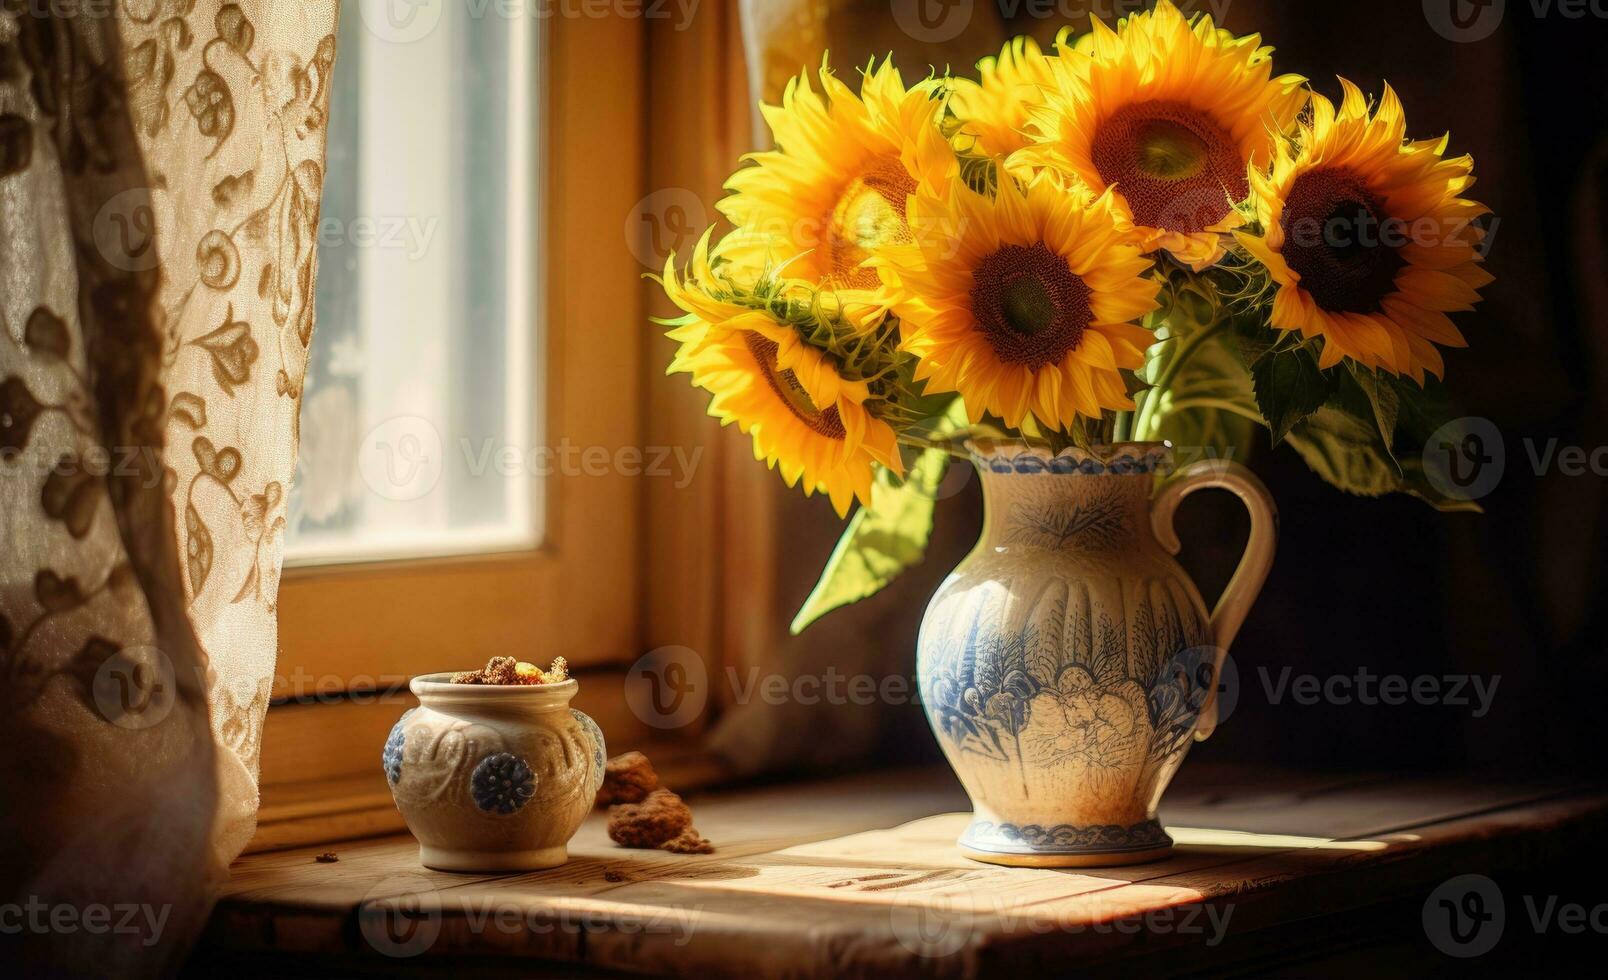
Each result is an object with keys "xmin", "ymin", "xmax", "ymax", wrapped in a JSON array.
[{"xmin": 193, "ymin": 765, "xmax": 1608, "ymax": 977}]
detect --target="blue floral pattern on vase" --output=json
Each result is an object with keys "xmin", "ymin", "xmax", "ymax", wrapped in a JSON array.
[
  {"xmin": 382, "ymin": 709, "xmax": 413, "ymax": 785},
  {"xmin": 1146, "ymin": 644, "xmax": 1219, "ymax": 760},
  {"xmin": 571, "ymin": 708, "xmax": 607, "ymax": 796},
  {"xmin": 470, "ymin": 752, "xmax": 537, "ymax": 814},
  {"xmin": 963, "ymin": 818, "xmax": 1171, "ymax": 854},
  {"xmin": 975, "ymin": 443, "xmax": 1169, "ymax": 476},
  {"xmin": 922, "ymin": 571, "xmax": 1213, "ymax": 773}
]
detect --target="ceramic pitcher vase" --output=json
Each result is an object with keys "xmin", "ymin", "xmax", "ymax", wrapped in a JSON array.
[{"xmin": 918, "ymin": 441, "xmax": 1276, "ymax": 867}]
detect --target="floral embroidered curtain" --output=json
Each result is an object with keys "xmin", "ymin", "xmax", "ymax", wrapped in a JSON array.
[{"xmin": 0, "ymin": 2, "xmax": 337, "ymax": 973}]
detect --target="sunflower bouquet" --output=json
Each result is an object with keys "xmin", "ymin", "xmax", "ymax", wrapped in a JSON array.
[{"xmin": 656, "ymin": 1, "xmax": 1491, "ymax": 632}]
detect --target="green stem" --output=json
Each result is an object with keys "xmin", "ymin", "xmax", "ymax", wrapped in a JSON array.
[
  {"xmin": 895, "ymin": 433, "xmax": 971, "ymax": 460},
  {"xmin": 1164, "ymin": 396, "xmax": 1264, "ymax": 423},
  {"xmin": 1134, "ymin": 316, "xmax": 1230, "ymax": 441}
]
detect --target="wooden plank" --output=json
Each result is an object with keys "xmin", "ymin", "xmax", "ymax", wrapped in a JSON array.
[
  {"xmin": 224, "ymin": 769, "xmax": 968, "ymax": 910},
  {"xmin": 432, "ymin": 793, "xmax": 1606, "ymax": 978},
  {"xmin": 970, "ymin": 793, "xmax": 1608, "ymax": 975},
  {"xmin": 207, "ymin": 766, "xmax": 1608, "ymax": 978}
]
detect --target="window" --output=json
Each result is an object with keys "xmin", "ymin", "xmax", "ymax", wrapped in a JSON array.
[
  {"xmin": 289, "ymin": 3, "xmax": 540, "ymax": 564},
  {"xmin": 261, "ymin": 10, "xmax": 679, "ymax": 826},
  {"xmin": 254, "ymin": 7, "xmax": 752, "ymax": 851}
]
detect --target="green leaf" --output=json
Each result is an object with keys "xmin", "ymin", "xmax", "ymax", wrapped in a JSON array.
[
  {"xmin": 1155, "ymin": 399, "xmax": 1258, "ymax": 471},
  {"xmin": 1176, "ymin": 286, "xmax": 1212, "ymax": 327},
  {"xmin": 1284, "ymin": 406, "xmax": 1399, "ymax": 498},
  {"xmin": 789, "ymin": 401, "xmax": 965, "ymax": 634},
  {"xmin": 1228, "ymin": 319, "xmax": 1278, "ymax": 372},
  {"xmin": 1389, "ymin": 374, "xmax": 1455, "ymax": 446},
  {"xmin": 1386, "ymin": 377, "xmax": 1482, "ymax": 512},
  {"xmin": 1345, "ymin": 365, "xmax": 1402, "ymax": 470},
  {"xmin": 788, "ymin": 456, "xmax": 947, "ymax": 634},
  {"xmin": 1396, "ymin": 456, "xmax": 1485, "ymax": 513},
  {"xmin": 1252, "ymin": 346, "xmax": 1333, "ymax": 445},
  {"xmin": 1285, "ymin": 404, "xmax": 1482, "ymax": 514},
  {"xmin": 1147, "ymin": 326, "xmax": 1261, "ymax": 465},
  {"xmin": 1135, "ymin": 294, "xmax": 1266, "ymax": 458}
]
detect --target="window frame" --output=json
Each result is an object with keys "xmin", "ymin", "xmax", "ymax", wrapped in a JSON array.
[
  {"xmin": 274, "ymin": 12, "xmax": 644, "ymax": 700},
  {"xmin": 253, "ymin": 4, "xmax": 766, "ymax": 852},
  {"xmin": 253, "ymin": 10, "xmax": 751, "ymax": 850}
]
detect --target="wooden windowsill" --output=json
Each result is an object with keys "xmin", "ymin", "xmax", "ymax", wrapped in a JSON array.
[{"xmin": 197, "ymin": 765, "xmax": 1608, "ymax": 977}]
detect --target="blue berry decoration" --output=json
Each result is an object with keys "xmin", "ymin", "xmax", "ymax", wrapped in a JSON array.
[
  {"xmin": 471, "ymin": 752, "xmax": 536, "ymax": 814},
  {"xmin": 382, "ymin": 710, "xmax": 412, "ymax": 785}
]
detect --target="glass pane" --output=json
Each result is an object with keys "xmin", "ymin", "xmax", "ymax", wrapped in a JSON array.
[{"xmin": 287, "ymin": 4, "xmax": 540, "ymax": 564}]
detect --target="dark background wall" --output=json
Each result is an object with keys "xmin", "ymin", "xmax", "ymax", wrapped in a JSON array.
[{"xmin": 753, "ymin": 0, "xmax": 1608, "ymax": 782}]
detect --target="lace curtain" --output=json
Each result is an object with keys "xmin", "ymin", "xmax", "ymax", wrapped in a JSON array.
[{"xmin": 0, "ymin": 2, "xmax": 337, "ymax": 974}]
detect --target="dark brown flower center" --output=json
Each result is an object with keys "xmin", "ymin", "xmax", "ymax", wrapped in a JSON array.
[
  {"xmin": 827, "ymin": 157, "xmax": 916, "ymax": 289},
  {"xmin": 743, "ymin": 333, "xmax": 847, "ymax": 440},
  {"xmin": 970, "ymin": 242, "xmax": 1092, "ymax": 369},
  {"xmin": 1091, "ymin": 100, "xmax": 1247, "ymax": 234},
  {"xmin": 1279, "ymin": 167, "xmax": 1404, "ymax": 314}
]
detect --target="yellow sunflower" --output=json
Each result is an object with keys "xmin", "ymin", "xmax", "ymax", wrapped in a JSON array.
[
  {"xmin": 1015, "ymin": 0, "xmax": 1307, "ymax": 270},
  {"xmin": 718, "ymin": 58, "xmax": 957, "ymax": 326},
  {"xmin": 663, "ymin": 235, "xmax": 901, "ymax": 517},
  {"xmin": 951, "ymin": 36, "xmax": 1058, "ymax": 160},
  {"xmin": 1236, "ymin": 80, "xmax": 1492, "ymax": 382},
  {"xmin": 880, "ymin": 173, "xmax": 1160, "ymax": 431}
]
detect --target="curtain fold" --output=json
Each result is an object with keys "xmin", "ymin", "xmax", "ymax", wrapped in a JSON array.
[{"xmin": 0, "ymin": 2, "xmax": 338, "ymax": 974}]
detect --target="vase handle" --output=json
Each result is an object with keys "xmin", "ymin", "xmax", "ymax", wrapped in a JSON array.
[{"xmin": 1150, "ymin": 460, "xmax": 1278, "ymax": 741}]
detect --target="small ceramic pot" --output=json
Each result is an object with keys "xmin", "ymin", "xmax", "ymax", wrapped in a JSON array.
[{"xmin": 383, "ymin": 673, "xmax": 606, "ymax": 872}]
